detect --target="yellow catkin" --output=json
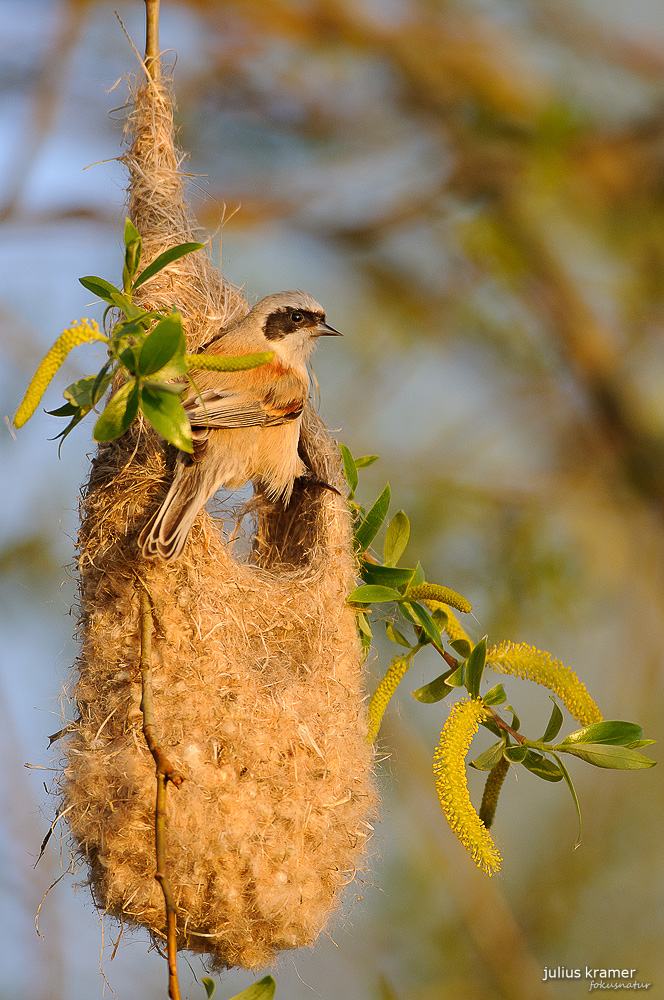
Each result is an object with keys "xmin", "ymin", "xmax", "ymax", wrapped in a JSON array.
[
  {"xmin": 408, "ymin": 583, "xmax": 472, "ymax": 615},
  {"xmin": 433, "ymin": 698, "xmax": 502, "ymax": 875},
  {"xmin": 185, "ymin": 351, "xmax": 273, "ymax": 372},
  {"xmin": 14, "ymin": 319, "xmax": 107, "ymax": 428},
  {"xmin": 487, "ymin": 641, "xmax": 602, "ymax": 726},
  {"xmin": 367, "ymin": 654, "xmax": 412, "ymax": 741}
]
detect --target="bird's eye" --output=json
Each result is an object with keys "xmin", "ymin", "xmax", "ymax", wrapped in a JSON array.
[{"xmin": 290, "ymin": 311, "xmax": 304, "ymax": 324}]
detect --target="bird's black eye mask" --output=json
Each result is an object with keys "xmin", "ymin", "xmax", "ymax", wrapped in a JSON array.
[{"xmin": 264, "ymin": 308, "xmax": 323, "ymax": 340}]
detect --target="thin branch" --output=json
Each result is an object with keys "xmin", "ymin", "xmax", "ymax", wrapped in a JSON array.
[
  {"xmin": 144, "ymin": 0, "xmax": 161, "ymax": 83},
  {"xmin": 156, "ymin": 774, "xmax": 181, "ymax": 1000},
  {"xmin": 486, "ymin": 706, "xmax": 526, "ymax": 745},
  {"xmin": 138, "ymin": 584, "xmax": 184, "ymax": 1000}
]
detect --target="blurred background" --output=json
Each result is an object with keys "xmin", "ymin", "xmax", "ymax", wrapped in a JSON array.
[{"xmin": 1, "ymin": 0, "xmax": 664, "ymax": 997}]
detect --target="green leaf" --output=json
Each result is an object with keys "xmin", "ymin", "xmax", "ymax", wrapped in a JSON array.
[
  {"xmin": 79, "ymin": 275, "xmax": 124, "ymax": 304},
  {"xmin": 483, "ymin": 683, "xmax": 506, "ymax": 706},
  {"xmin": 625, "ymin": 739, "xmax": 657, "ymax": 749},
  {"xmin": 93, "ymin": 380, "xmax": 139, "ymax": 442},
  {"xmin": 540, "ymin": 697, "xmax": 564, "ymax": 743},
  {"xmin": 559, "ymin": 743, "xmax": 656, "ymax": 769},
  {"xmin": 407, "ymin": 562, "xmax": 425, "ymax": 588},
  {"xmin": 112, "ymin": 318, "xmax": 151, "ymax": 341},
  {"xmin": 63, "ymin": 367, "xmax": 113, "ymax": 411},
  {"xmin": 140, "ymin": 385, "xmax": 193, "ymax": 452},
  {"xmin": 401, "ymin": 600, "xmax": 443, "ymax": 647},
  {"xmin": 385, "ymin": 621, "xmax": 412, "ymax": 648},
  {"xmin": 411, "ymin": 669, "xmax": 456, "ymax": 703},
  {"xmin": 356, "ymin": 612, "xmax": 373, "ymax": 638},
  {"xmin": 46, "ymin": 402, "xmax": 78, "ymax": 417},
  {"xmin": 348, "ymin": 584, "xmax": 402, "ymax": 604},
  {"xmin": 449, "ymin": 637, "xmax": 473, "ymax": 660},
  {"xmin": 63, "ymin": 377, "xmax": 97, "ymax": 409},
  {"xmin": 444, "ymin": 665, "xmax": 465, "ymax": 687},
  {"xmin": 355, "ymin": 454, "xmax": 379, "ymax": 468},
  {"xmin": 91, "ymin": 363, "xmax": 114, "ymax": 404},
  {"xmin": 123, "ymin": 219, "xmax": 142, "ymax": 291},
  {"xmin": 80, "ymin": 278, "xmax": 140, "ymax": 319},
  {"xmin": 469, "ymin": 740, "xmax": 506, "ymax": 771},
  {"xmin": 429, "ymin": 605, "xmax": 450, "ymax": 629},
  {"xmin": 118, "ymin": 345, "xmax": 140, "ymax": 376},
  {"xmin": 124, "ymin": 217, "xmax": 141, "ymax": 248},
  {"xmin": 360, "ymin": 563, "xmax": 416, "ymax": 589},
  {"xmin": 225, "ymin": 975, "xmax": 276, "ymax": 1000},
  {"xmin": 552, "ymin": 752, "xmax": 583, "ymax": 847},
  {"xmin": 49, "ymin": 407, "xmax": 89, "ymax": 452},
  {"xmin": 383, "ymin": 510, "xmax": 410, "ymax": 566},
  {"xmin": 143, "ymin": 378, "xmax": 187, "ymax": 396},
  {"xmin": 201, "ymin": 978, "xmax": 216, "ymax": 998},
  {"xmin": 138, "ymin": 312, "xmax": 187, "ymax": 376},
  {"xmin": 354, "ymin": 484, "xmax": 391, "ymax": 552},
  {"xmin": 560, "ymin": 721, "xmax": 643, "ymax": 747},
  {"xmin": 520, "ymin": 750, "xmax": 564, "ymax": 782},
  {"xmin": 465, "ymin": 636, "xmax": 487, "ymax": 699},
  {"xmin": 504, "ymin": 704, "xmax": 521, "ymax": 732},
  {"xmin": 339, "ymin": 443, "xmax": 358, "ymax": 497},
  {"xmin": 132, "ymin": 241, "xmax": 205, "ymax": 290},
  {"xmin": 504, "ymin": 745, "xmax": 528, "ymax": 763}
]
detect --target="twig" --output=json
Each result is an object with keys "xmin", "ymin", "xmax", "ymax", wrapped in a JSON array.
[
  {"xmin": 138, "ymin": 584, "xmax": 184, "ymax": 1000},
  {"xmin": 486, "ymin": 706, "xmax": 526, "ymax": 745},
  {"xmin": 144, "ymin": 0, "xmax": 161, "ymax": 83}
]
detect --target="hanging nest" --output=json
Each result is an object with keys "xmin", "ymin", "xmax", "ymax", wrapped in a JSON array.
[{"xmin": 59, "ymin": 68, "xmax": 375, "ymax": 971}]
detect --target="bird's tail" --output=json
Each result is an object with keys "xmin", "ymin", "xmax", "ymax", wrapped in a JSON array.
[{"xmin": 139, "ymin": 463, "xmax": 210, "ymax": 562}]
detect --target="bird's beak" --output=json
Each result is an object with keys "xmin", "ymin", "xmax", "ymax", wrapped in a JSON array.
[{"xmin": 314, "ymin": 320, "xmax": 343, "ymax": 337}]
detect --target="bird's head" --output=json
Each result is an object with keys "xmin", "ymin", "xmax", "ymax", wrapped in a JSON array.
[{"xmin": 246, "ymin": 290, "xmax": 341, "ymax": 367}]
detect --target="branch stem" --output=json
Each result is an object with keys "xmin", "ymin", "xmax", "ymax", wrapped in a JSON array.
[
  {"xmin": 487, "ymin": 706, "xmax": 526, "ymax": 744},
  {"xmin": 138, "ymin": 584, "xmax": 184, "ymax": 1000},
  {"xmin": 144, "ymin": 0, "xmax": 160, "ymax": 82}
]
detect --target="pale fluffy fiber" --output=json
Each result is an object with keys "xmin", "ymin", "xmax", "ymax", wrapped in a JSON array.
[{"xmin": 60, "ymin": 70, "xmax": 375, "ymax": 970}]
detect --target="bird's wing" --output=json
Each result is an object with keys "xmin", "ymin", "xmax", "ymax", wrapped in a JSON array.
[
  {"xmin": 183, "ymin": 372, "xmax": 306, "ymax": 430},
  {"xmin": 184, "ymin": 389, "xmax": 268, "ymax": 429}
]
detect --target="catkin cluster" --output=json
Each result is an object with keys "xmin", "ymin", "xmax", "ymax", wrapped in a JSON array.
[{"xmin": 59, "ymin": 71, "xmax": 375, "ymax": 971}]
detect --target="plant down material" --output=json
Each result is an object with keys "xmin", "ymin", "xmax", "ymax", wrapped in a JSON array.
[{"xmin": 59, "ymin": 70, "xmax": 375, "ymax": 971}]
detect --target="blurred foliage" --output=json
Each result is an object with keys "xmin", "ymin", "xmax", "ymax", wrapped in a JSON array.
[{"xmin": 2, "ymin": 0, "xmax": 664, "ymax": 998}]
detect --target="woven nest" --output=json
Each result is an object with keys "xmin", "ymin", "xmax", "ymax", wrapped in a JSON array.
[{"xmin": 59, "ymin": 70, "xmax": 375, "ymax": 971}]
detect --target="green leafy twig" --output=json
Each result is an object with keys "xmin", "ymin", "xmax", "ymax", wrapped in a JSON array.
[
  {"xmin": 13, "ymin": 218, "xmax": 273, "ymax": 452},
  {"xmin": 341, "ymin": 445, "xmax": 656, "ymax": 872}
]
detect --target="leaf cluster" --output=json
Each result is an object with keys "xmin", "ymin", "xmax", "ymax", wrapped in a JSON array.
[
  {"xmin": 342, "ymin": 444, "xmax": 470, "ymax": 661},
  {"xmin": 342, "ymin": 447, "xmax": 656, "ymax": 855},
  {"xmin": 16, "ymin": 220, "xmax": 273, "ymax": 450}
]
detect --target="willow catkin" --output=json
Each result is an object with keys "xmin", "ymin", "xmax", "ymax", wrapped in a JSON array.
[{"xmin": 58, "ymin": 70, "xmax": 376, "ymax": 971}]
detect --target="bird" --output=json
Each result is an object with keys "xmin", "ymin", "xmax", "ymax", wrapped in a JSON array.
[{"xmin": 139, "ymin": 290, "xmax": 342, "ymax": 562}]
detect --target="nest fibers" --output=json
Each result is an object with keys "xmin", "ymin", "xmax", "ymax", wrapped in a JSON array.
[{"xmin": 59, "ymin": 71, "xmax": 375, "ymax": 970}]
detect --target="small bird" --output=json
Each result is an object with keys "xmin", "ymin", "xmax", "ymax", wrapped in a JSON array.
[{"xmin": 139, "ymin": 290, "xmax": 341, "ymax": 562}]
